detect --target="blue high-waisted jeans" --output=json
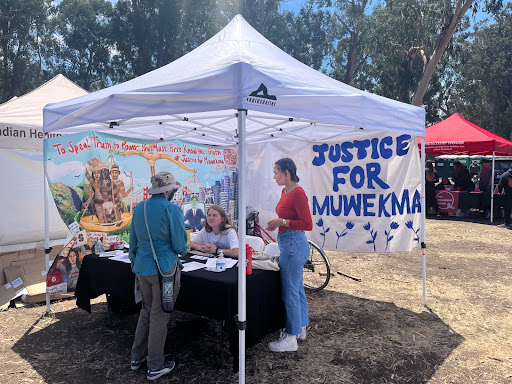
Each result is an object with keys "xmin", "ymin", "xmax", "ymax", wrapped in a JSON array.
[{"xmin": 277, "ymin": 229, "xmax": 310, "ymax": 336}]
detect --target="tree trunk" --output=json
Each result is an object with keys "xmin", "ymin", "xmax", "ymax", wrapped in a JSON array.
[{"xmin": 411, "ymin": 0, "xmax": 475, "ymax": 106}]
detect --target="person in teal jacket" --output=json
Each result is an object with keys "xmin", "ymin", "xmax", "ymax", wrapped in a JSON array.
[{"xmin": 129, "ymin": 171, "xmax": 188, "ymax": 381}]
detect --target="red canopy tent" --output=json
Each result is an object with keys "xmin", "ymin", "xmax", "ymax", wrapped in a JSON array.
[
  {"xmin": 418, "ymin": 113, "xmax": 512, "ymax": 155},
  {"xmin": 417, "ymin": 113, "xmax": 512, "ymax": 222}
]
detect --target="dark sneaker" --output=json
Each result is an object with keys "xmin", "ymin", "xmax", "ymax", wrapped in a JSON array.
[
  {"xmin": 131, "ymin": 356, "xmax": 146, "ymax": 371},
  {"xmin": 147, "ymin": 360, "xmax": 175, "ymax": 381}
]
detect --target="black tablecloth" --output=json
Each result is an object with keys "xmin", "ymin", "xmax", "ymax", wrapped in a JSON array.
[
  {"xmin": 457, "ymin": 192, "xmax": 506, "ymax": 211},
  {"xmin": 75, "ymin": 253, "xmax": 285, "ymax": 355}
]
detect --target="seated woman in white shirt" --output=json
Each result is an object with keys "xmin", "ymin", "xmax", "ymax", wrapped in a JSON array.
[{"xmin": 189, "ymin": 205, "xmax": 239, "ymax": 257}]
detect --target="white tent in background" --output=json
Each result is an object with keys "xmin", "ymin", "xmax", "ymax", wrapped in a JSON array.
[
  {"xmin": 43, "ymin": 15, "xmax": 426, "ymax": 383},
  {"xmin": 0, "ymin": 74, "xmax": 88, "ymax": 252}
]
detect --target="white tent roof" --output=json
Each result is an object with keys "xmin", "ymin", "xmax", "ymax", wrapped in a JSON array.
[
  {"xmin": 0, "ymin": 75, "xmax": 87, "ymax": 252},
  {"xmin": 43, "ymin": 15, "xmax": 425, "ymax": 142},
  {"xmin": 0, "ymin": 74, "xmax": 87, "ymax": 129}
]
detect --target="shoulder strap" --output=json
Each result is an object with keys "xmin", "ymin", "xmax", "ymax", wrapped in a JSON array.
[{"xmin": 144, "ymin": 200, "xmax": 174, "ymax": 277}]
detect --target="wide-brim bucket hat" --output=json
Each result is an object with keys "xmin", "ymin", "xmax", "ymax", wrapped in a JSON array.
[{"xmin": 148, "ymin": 171, "xmax": 181, "ymax": 194}]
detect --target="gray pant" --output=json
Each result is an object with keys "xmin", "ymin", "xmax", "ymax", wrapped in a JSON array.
[{"xmin": 131, "ymin": 274, "xmax": 170, "ymax": 370}]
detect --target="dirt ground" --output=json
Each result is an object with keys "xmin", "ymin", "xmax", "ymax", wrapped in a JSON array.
[{"xmin": 1, "ymin": 217, "xmax": 511, "ymax": 384}]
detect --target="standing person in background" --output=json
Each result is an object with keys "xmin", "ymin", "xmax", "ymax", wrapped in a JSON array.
[
  {"xmin": 453, "ymin": 161, "xmax": 475, "ymax": 192},
  {"xmin": 129, "ymin": 171, "xmax": 188, "ymax": 381},
  {"xmin": 479, "ymin": 159, "xmax": 492, "ymax": 193},
  {"xmin": 425, "ymin": 168, "xmax": 440, "ymax": 217},
  {"xmin": 266, "ymin": 158, "xmax": 312, "ymax": 352},
  {"xmin": 497, "ymin": 164, "xmax": 512, "ymax": 228},
  {"xmin": 469, "ymin": 160, "xmax": 481, "ymax": 178}
]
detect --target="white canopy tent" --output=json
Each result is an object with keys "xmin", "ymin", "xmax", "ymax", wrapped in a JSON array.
[
  {"xmin": 43, "ymin": 15, "xmax": 426, "ymax": 382},
  {"xmin": 0, "ymin": 74, "xmax": 87, "ymax": 252}
]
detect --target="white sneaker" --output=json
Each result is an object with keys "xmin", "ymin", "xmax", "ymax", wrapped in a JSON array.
[
  {"xmin": 268, "ymin": 332, "xmax": 298, "ymax": 352},
  {"xmin": 147, "ymin": 360, "xmax": 175, "ymax": 381},
  {"xmin": 297, "ymin": 326, "xmax": 307, "ymax": 341}
]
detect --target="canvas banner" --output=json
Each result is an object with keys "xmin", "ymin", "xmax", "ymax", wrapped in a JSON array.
[
  {"xmin": 310, "ymin": 133, "xmax": 422, "ymax": 252},
  {"xmin": 44, "ymin": 131, "xmax": 238, "ymax": 293}
]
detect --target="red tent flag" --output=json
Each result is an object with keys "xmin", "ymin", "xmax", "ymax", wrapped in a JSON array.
[{"xmin": 418, "ymin": 113, "xmax": 512, "ymax": 156}]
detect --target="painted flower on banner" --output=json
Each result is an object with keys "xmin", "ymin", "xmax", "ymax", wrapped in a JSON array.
[
  {"xmin": 363, "ymin": 222, "xmax": 378, "ymax": 252},
  {"xmin": 384, "ymin": 221, "xmax": 400, "ymax": 251},
  {"xmin": 316, "ymin": 218, "xmax": 330, "ymax": 248},
  {"xmin": 405, "ymin": 220, "xmax": 420, "ymax": 243},
  {"xmin": 335, "ymin": 221, "xmax": 355, "ymax": 249}
]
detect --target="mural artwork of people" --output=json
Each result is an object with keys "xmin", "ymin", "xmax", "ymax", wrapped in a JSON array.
[
  {"xmin": 111, "ymin": 164, "xmax": 133, "ymax": 222},
  {"xmin": 83, "ymin": 158, "xmax": 106, "ymax": 223}
]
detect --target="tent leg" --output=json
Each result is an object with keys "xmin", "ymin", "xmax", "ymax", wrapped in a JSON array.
[
  {"xmin": 44, "ymin": 146, "xmax": 51, "ymax": 314},
  {"xmin": 420, "ymin": 138, "xmax": 427, "ymax": 306},
  {"xmin": 491, "ymin": 152, "xmax": 495, "ymax": 223},
  {"xmin": 237, "ymin": 109, "xmax": 247, "ymax": 384}
]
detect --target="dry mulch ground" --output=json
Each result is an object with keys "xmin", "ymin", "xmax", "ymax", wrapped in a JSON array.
[{"xmin": 1, "ymin": 217, "xmax": 511, "ymax": 383}]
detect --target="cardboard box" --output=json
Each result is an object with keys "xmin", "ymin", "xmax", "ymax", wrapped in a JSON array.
[
  {"xmin": 0, "ymin": 283, "xmax": 16, "ymax": 309},
  {"xmin": 23, "ymin": 260, "xmax": 46, "ymax": 286},
  {"xmin": 11, "ymin": 260, "xmax": 27, "ymax": 267},
  {"xmin": 21, "ymin": 281, "xmax": 72, "ymax": 303},
  {"xmin": 18, "ymin": 249, "xmax": 37, "ymax": 261},
  {"xmin": 3, "ymin": 266, "xmax": 28, "ymax": 298},
  {"xmin": 0, "ymin": 252, "xmax": 19, "ymax": 268}
]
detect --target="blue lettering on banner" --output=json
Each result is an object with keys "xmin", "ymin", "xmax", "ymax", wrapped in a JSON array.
[
  {"xmin": 312, "ymin": 135, "xmax": 418, "ymax": 218},
  {"xmin": 312, "ymin": 190, "xmax": 421, "ymax": 217},
  {"xmin": 312, "ymin": 135, "xmax": 410, "ymax": 166}
]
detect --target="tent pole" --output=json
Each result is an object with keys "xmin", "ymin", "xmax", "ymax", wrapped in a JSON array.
[
  {"xmin": 491, "ymin": 152, "xmax": 496, "ymax": 223},
  {"xmin": 420, "ymin": 138, "xmax": 427, "ymax": 307},
  {"xmin": 43, "ymin": 140, "xmax": 51, "ymax": 314},
  {"xmin": 237, "ymin": 109, "xmax": 247, "ymax": 384}
]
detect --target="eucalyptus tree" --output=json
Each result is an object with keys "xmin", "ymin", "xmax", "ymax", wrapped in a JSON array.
[
  {"xmin": 320, "ymin": 0, "xmax": 373, "ymax": 86},
  {"xmin": 264, "ymin": 2, "xmax": 330, "ymax": 70},
  {"xmin": 451, "ymin": 4, "xmax": 512, "ymax": 139},
  {"xmin": 110, "ymin": 0, "xmax": 223, "ymax": 82},
  {"xmin": 365, "ymin": 0, "xmax": 503, "ymax": 107},
  {"xmin": 0, "ymin": 0, "xmax": 50, "ymax": 101},
  {"xmin": 47, "ymin": 0, "xmax": 114, "ymax": 91},
  {"xmin": 219, "ymin": 0, "xmax": 283, "ymax": 34}
]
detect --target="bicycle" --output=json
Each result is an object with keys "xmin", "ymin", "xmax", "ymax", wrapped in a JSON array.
[{"xmin": 246, "ymin": 209, "xmax": 331, "ymax": 292}]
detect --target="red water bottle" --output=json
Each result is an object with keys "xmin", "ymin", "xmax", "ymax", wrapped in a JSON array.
[{"xmin": 245, "ymin": 244, "xmax": 253, "ymax": 275}]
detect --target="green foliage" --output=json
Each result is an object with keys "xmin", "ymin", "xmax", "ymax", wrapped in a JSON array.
[
  {"xmin": 0, "ymin": 0, "xmax": 510, "ymax": 138},
  {"xmin": 0, "ymin": 0, "xmax": 51, "ymax": 101},
  {"xmin": 46, "ymin": 0, "xmax": 114, "ymax": 90},
  {"xmin": 266, "ymin": 2, "xmax": 330, "ymax": 70},
  {"xmin": 450, "ymin": 3, "xmax": 512, "ymax": 139},
  {"xmin": 110, "ymin": 0, "xmax": 224, "ymax": 81}
]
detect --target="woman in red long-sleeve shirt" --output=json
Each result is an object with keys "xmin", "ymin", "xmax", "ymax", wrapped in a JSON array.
[{"xmin": 266, "ymin": 158, "xmax": 312, "ymax": 352}]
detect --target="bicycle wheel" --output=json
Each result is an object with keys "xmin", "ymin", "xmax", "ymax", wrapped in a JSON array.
[{"xmin": 303, "ymin": 240, "xmax": 331, "ymax": 292}]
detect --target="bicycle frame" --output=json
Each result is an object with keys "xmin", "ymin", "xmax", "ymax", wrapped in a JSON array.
[
  {"xmin": 246, "ymin": 210, "xmax": 331, "ymax": 291},
  {"xmin": 251, "ymin": 220, "xmax": 276, "ymax": 244}
]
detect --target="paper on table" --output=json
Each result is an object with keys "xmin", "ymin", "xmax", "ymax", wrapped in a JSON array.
[
  {"xmin": 190, "ymin": 255, "xmax": 209, "ymax": 261},
  {"xmin": 205, "ymin": 258, "xmax": 238, "ymax": 269},
  {"xmin": 189, "ymin": 250, "xmax": 210, "ymax": 256},
  {"xmin": 109, "ymin": 254, "xmax": 131, "ymax": 263},
  {"xmin": 99, "ymin": 250, "xmax": 126, "ymax": 258},
  {"xmin": 182, "ymin": 261, "xmax": 207, "ymax": 272},
  {"xmin": 225, "ymin": 258, "xmax": 238, "ymax": 269}
]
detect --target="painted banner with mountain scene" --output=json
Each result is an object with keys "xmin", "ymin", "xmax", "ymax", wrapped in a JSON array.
[{"xmin": 44, "ymin": 131, "xmax": 239, "ymax": 240}]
